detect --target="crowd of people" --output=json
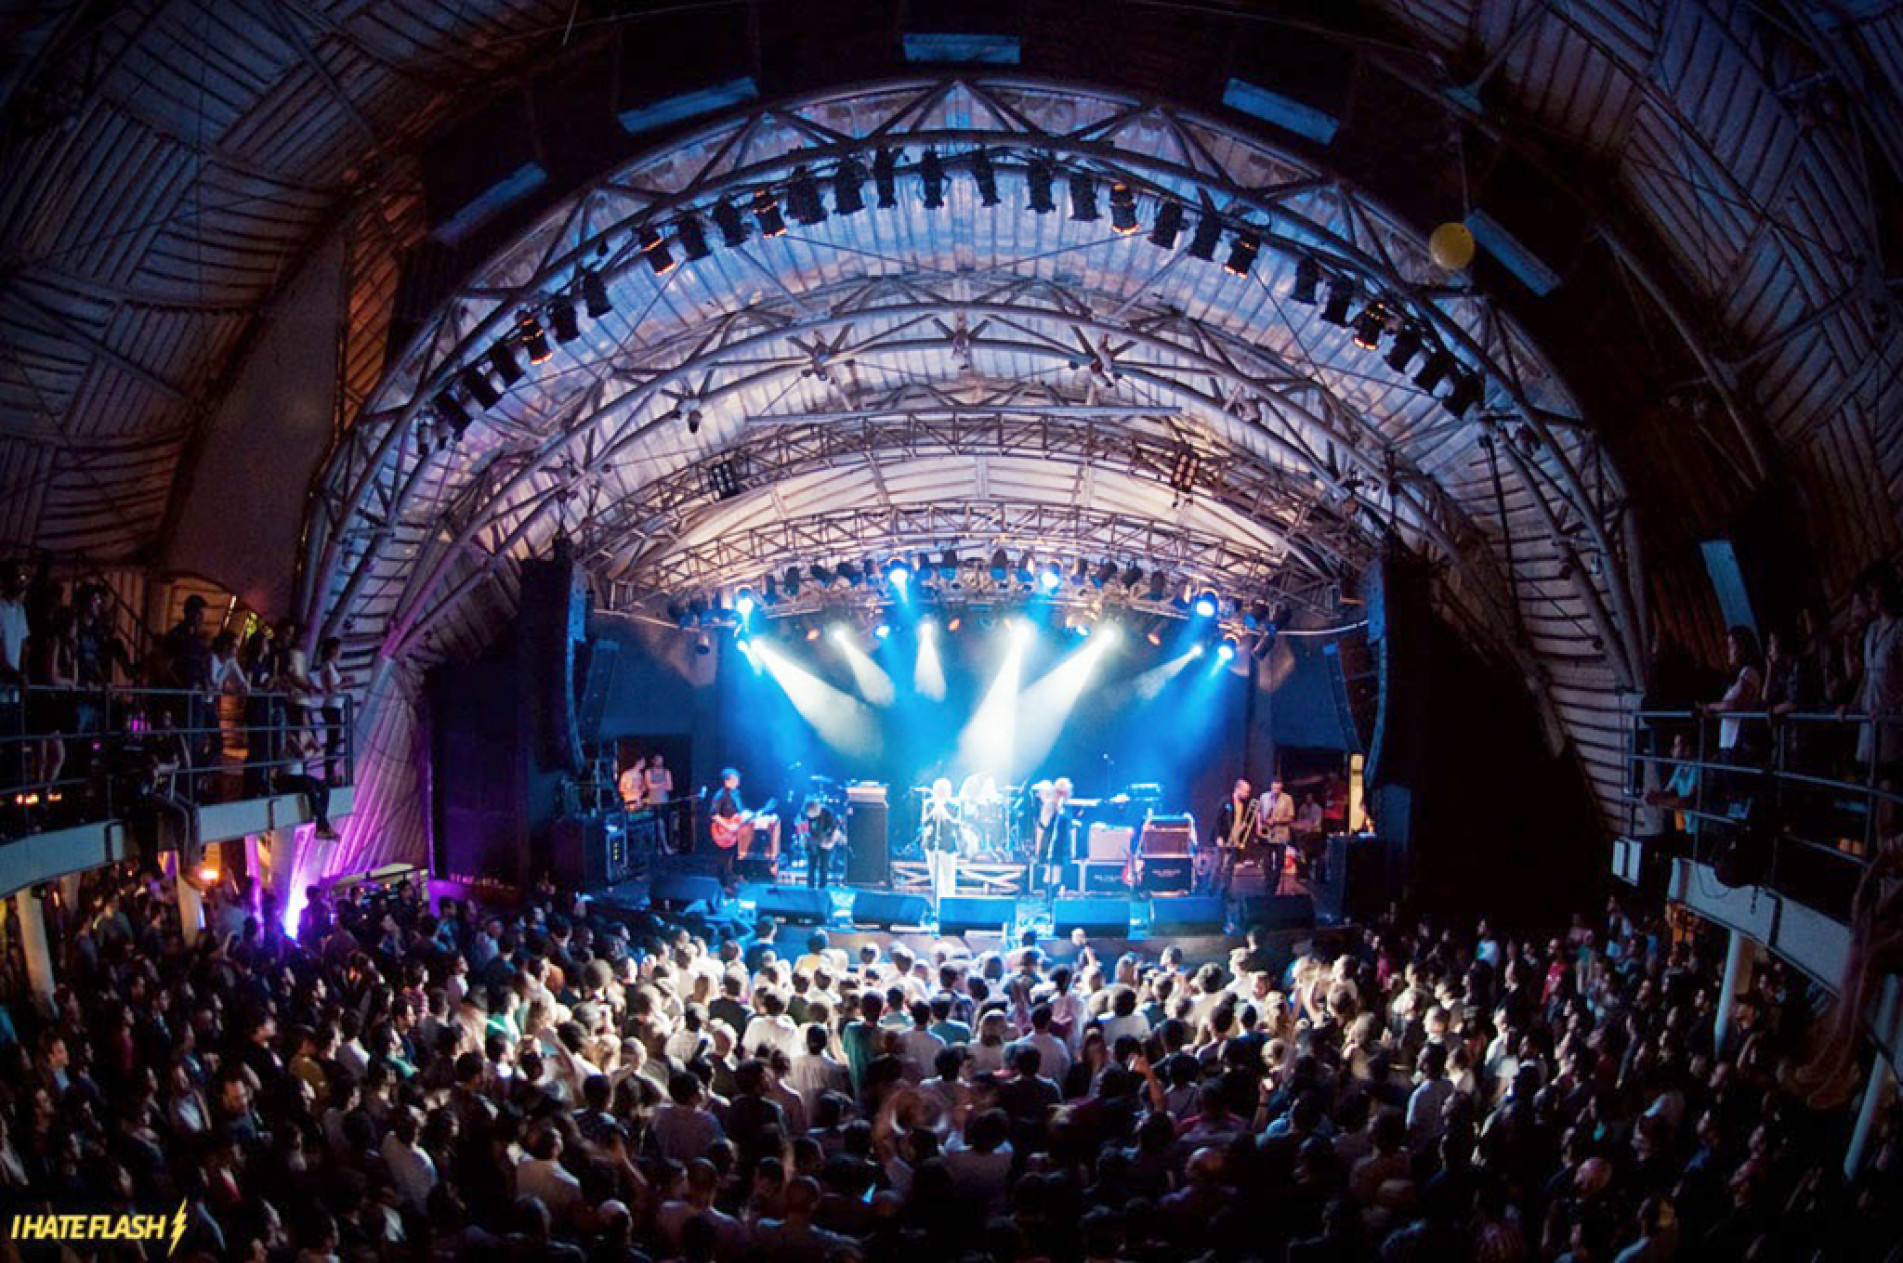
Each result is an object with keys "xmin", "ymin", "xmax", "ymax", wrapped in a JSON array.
[
  {"xmin": 0, "ymin": 559, "xmax": 348, "ymax": 841},
  {"xmin": 0, "ymin": 861, "xmax": 1895, "ymax": 1262}
]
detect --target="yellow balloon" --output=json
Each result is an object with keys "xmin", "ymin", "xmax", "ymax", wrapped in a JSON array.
[{"xmin": 1429, "ymin": 221, "xmax": 1477, "ymax": 271}]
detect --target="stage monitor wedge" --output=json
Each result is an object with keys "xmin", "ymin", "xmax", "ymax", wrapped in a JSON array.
[
  {"xmin": 1148, "ymin": 896, "xmax": 1226, "ymax": 935},
  {"xmin": 650, "ymin": 874, "xmax": 724, "ymax": 912},
  {"xmin": 851, "ymin": 891, "xmax": 933, "ymax": 930},
  {"xmin": 1053, "ymin": 897, "xmax": 1132, "ymax": 938},
  {"xmin": 938, "ymin": 896, "xmax": 1015, "ymax": 937},
  {"xmin": 1233, "ymin": 893, "xmax": 1316, "ymax": 932},
  {"xmin": 752, "ymin": 886, "xmax": 831, "ymax": 926}
]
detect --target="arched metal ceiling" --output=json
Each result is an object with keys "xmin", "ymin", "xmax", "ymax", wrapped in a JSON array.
[
  {"xmin": 1, "ymin": 1, "xmax": 1898, "ymax": 870},
  {"xmin": 305, "ymin": 76, "xmax": 1636, "ymax": 844}
]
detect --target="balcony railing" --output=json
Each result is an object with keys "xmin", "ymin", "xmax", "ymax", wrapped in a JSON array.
[
  {"xmin": 1, "ymin": 685, "xmax": 354, "ymax": 841},
  {"xmin": 1625, "ymin": 706, "xmax": 1899, "ymax": 917}
]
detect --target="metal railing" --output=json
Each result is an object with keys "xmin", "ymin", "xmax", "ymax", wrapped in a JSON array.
[
  {"xmin": 1626, "ymin": 705, "xmax": 1899, "ymax": 915},
  {"xmin": 1, "ymin": 685, "xmax": 354, "ymax": 839}
]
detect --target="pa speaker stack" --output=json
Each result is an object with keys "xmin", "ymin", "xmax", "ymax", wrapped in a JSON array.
[
  {"xmin": 650, "ymin": 873, "xmax": 724, "ymax": 911},
  {"xmin": 1233, "ymin": 893, "xmax": 1315, "ymax": 932},
  {"xmin": 1148, "ymin": 896, "xmax": 1226, "ymax": 935}
]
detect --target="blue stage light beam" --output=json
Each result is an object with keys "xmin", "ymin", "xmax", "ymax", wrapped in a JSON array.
[
  {"xmin": 1014, "ymin": 623, "xmax": 1121, "ymax": 771},
  {"xmin": 915, "ymin": 618, "xmax": 946, "ymax": 700},
  {"xmin": 752, "ymin": 640, "xmax": 881, "ymax": 758},
  {"xmin": 829, "ymin": 624, "xmax": 896, "ymax": 706},
  {"xmin": 955, "ymin": 619, "xmax": 1032, "ymax": 777},
  {"xmin": 1133, "ymin": 645, "xmax": 1203, "ymax": 700}
]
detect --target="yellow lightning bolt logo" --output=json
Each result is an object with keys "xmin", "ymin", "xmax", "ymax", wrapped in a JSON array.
[{"xmin": 168, "ymin": 1200, "xmax": 189, "ymax": 1256}]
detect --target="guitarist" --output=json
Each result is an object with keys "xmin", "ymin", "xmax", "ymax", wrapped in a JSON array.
[
  {"xmin": 801, "ymin": 795, "xmax": 843, "ymax": 889},
  {"xmin": 711, "ymin": 768, "xmax": 776, "ymax": 886}
]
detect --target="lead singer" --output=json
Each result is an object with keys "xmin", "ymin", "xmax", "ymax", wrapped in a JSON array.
[{"xmin": 922, "ymin": 777, "xmax": 961, "ymax": 910}]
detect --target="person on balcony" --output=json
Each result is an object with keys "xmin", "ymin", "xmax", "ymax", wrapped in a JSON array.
[{"xmin": 1846, "ymin": 561, "xmax": 1903, "ymax": 790}]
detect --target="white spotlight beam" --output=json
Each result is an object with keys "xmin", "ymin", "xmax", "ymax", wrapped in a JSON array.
[
  {"xmin": 1013, "ymin": 628, "xmax": 1120, "ymax": 773},
  {"xmin": 830, "ymin": 628, "xmax": 896, "ymax": 706},
  {"xmin": 915, "ymin": 621, "xmax": 946, "ymax": 701},
  {"xmin": 955, "ymin": 623, "xmax": 1030, "ymax": 779},
  {"xmin": 754, "ymin": 641, "xmax": 882, "ymax": 758}
]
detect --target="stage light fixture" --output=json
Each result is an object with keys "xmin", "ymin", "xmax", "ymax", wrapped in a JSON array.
[
  {"xmin": 1217, "ymin": 636, "xmax": 1238, "ymax": 662},
  {"xmin": 1109, "ymin": 182, "xmax": 1139, "ymax": 234},
  {"xmin": 1413, "ymin": 349, "xmax": 1455, "ymax": 393},
  {"xmin": 675, "ymin": 214, "xmax": 710, "ymax": 261},
  {"xmin": 873, "ymin": 148, "xmax": 899, "ymax": 208},
  {"xmin": 971, "ymin": 147, "xmax": 1000, "ymax": 206},
  {"xmin": 1073, "ymin": 558, "xmax": 1092, "ymax": 585},
  {"xmin": 1146, "ymin": 627, "xmax": 1163, "ymax": 647},
  {"xmin": 711, "ymin": 199, "xmax": 748, "ymax": 247},
  {"xmin": 1188, "ymin": 212, "xmax": 1222, "ymax": 261},
  {"xmin": 885, "ymin": 559, "xmax": 912, "ymax": 591},
  {"xmin": 1095, "ymin": 560, "xmax": 1119, "ymax": 587},
  {"xmin": 833, "ymin": 156, "xmax": 867, "ymax": 215},
  {"xmin": 1352, "ymin": 303, "xmax": 1387, "ymax": 350},
  {"xmin": 874, "ymin": 622, "xmax": 891, "ymax": 640},
  {"xmin": 782, "ymin": 565, "xmax": 802, "ymax": 596},
  {"xmin": 809, "ymin": 563, "xmax": 834, "ymax": 586},
  {"xmin": 1291, "ymin": 255, "xmax": 1321, "ymax": 304},
  {"xmin": 1384, "ymin": 324, "xmax": 1422, "ymax": 372},
  {"xmin": 947, "ymin": 616, "xmax": 962, "ymax": 633},
  {"xmin": 762, "ymin": 575, "xmax": 780, "ymax": 606},
  {"xmin": 838, "ymin": 560, "xmax": 863, "ymax": 587},
  {"xmin": 1192, "ymin": 589, "xmax": 1219, "ymax": 618},
  {"xmin": 1015, "ymin": 554, "xmax": 1036, "ymax": 586},
  {"xmin": 990, "ymin": 549, "xmax": 1009, "ymax": 580},
  {"xmin": 640, "ymin": 225, "xmax": 676, "ymax": 275},
  {"xmin": 1068, "ymin": 171, "xmax": 1099, "ymax": 221},
  {"xmin": 1121, "ymin": 563, "xmax": 1145, "ymax": 588},
  {"xmin": 1225, "ymin": 232, "xmax": 1259, "ymax": 277},
  {"xmin": 581, "ymin": 268, "xmax": 613, "ymax": 318},
  {"xmin": 1027, "ymin": 155, "xmax": 1055, "ymax": 213},
  {"xmin": 1443, "ymin": 370, "xmax": 1485, "ymax": 417},
  {"xmin": 461, "ymin": 365, "xmax": 500, "ymax": 409},
  {"xmin": 805, "ymin": 625, "xmax": 822, "ymax": 641},
  {"xmin": 488, "ymin": 340, "xmax": 522, "ymax": 387},
  {"xmin": 938, "ymin": 550, "xmax": 960, "ymax": 578},
  {"xmin": 787, "ymin": 166, "xmax": 826, "ymax": 225},
  {"xmin": 1146, "ymin": 571, "xmax": 1168, "ymax": 600},
  {"xmin": 1149, "ymin": 201, "xmax": 1183, "ymax": 248},
  {"xmin": 548, "ymin": 297, "xmax": 580, "ymax": 343},
  {"xmin": 433, "ymin": 389, "xmax": 470, "ymax": 437},
  {"xmin": 518, "ymin": 313, "xmax": 552, "ymax": 365},
  {"xmin": 1039, "ymin": 564, "xmax": 1062, "ymax": 592},
  {"xmin": 753, "ymin": 188, "xmax": 787, "ymax": 237},
  {"xmin": 919, "ymin": 149, "xmax": 945, "ymax": 209},
  {"xmin": 735, "ymin": 588, "xmax": 757, "ymax": 618},
  {"xmin": 1322, "ymin": 279, "xmax": 1355, "ymax": 325}
]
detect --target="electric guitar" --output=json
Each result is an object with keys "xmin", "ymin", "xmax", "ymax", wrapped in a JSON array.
[{"xmin": 710, "ymin": 796, "xmax": 777, "ymax": 849}]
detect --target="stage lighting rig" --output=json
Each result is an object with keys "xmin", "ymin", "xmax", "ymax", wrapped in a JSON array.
[
  {"xmin": 1384, "ymin": 324, "xmax": 1422, "ymax": 372},
  {"xmin": 1290, "ymin": 255, "xmax": 1321, "ymax": 304},
  {"xmin": 752, "ymin": 188, "xmax": 787, "ymax": 237},
  {"xmin": 1217, "ymin": 636, "xmax": 1239, "ymax": 662},
  {"xmin": 711, "ymin": 199, "xmax": 748, "ymax": 247},
  {"xmin": 1110, "ymin": 182, "xmax": 1139, "ymax": 234},
  {"xmin": 920, "ymin": 149, "xmax": 946, "ymax": 209},
  {"xmin": 1149, "ymin": 201, "xmax": 1183, "ymax": 249},
  {"xmin": 640, "ymin": 225, "xmax": 675, "ymax": 275},
  {"xmin": 1068, "ymin": 171, "xmax": 1099, "ymax": 221},
  {"xmin": 787, "ymin": 166, "xmax": 826, "ymax": 225},
  {"xmin": 873, "ymin": 148, "xmax": 899, "ymax": 208},
  {"xmin": 1188, "ymin": 211, "xmax": 1222, "ymax": 261},
  {"xmin": 1413, "ymin": 349, "xmax": 1456, "ymax": 394},
  {"xmin": 1122, "ymin": 563, "xmax": 1145, "ymax": 588},
  {"xmin": 1193, "ymin": 589, "xmax": 1219, "ymax": 618},
  {"xmin": 548, "ymin": 296, "xmax": 579, "ymax": 344},
  {"xmin": 487, "ymin": 340, "xmax": 522, "ymax": 387},
  {"xmin": 1321, "ymin": 279, "xmax": 1355, "ymax": 326},
  {"xmin": 675, "ymin": 214, "xmax": 710, "ymax": 262},
  {"xmin": 1146, "ymin": 571, "xmax": 1169, "ymax": 601},
  {"xmin": 1442, "ymin": 370, "xmax": 1485, "ymax": 417},
  {"xmin": 1027, "ymin": 155, "xmax": 1056, "ymax": 213},
  {"xmin": 432, "ymin": 389, "xmax": 470, "ymax": 438},
  {"xmin": 518, "ymin": 313, "xmax": 551, "ymax": 365},
  {"xmin": 1225, "ymin": 232, "xmax": 1259, "ymax": 277},
  {"xmin": 461, "ymin": 364, "xmax": 500, "ymax": 409},
  {"xmin": 833, "ymin": 155, "xmax": 867, "ymax": 215},
  {"xmin": 581, "ymin": 267, "xmax": 613, "ymax": 318},
  {"xmin": 1352, "ymin": 302, "xmax": 1387, "ymax": 350},
  {"xmin": 971, "ymin": 147, "xmax": 1000, "ymax": 206},
  {"xmin": 782, "ymin": 566, "xmax": 802, "ymax": 596}
]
